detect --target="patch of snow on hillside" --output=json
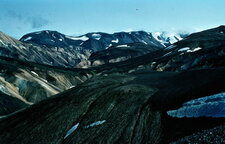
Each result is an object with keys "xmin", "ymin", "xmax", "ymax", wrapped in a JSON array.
[
  {"xmin": 66, "ymin": 35, "xmax": 89, "ymax": 41},
  {"xmin": 167, "ymin": 92, "xmax": 225, "ymax": 118},
  {"xmin": 64, "ymin": 123, "xmax": 79, "ymax": 139},
  {"xmin": 23, "ymin": 37, "xmax": 32, "ymax": 41},
  {"xmin": 152, "ymin": 32, "xmax": 162, "ymax": 42},
  {"xmin": 187, "ymin": 47, "xmax": 202, "ymax": 53},
  {"xmin": 0, "ymin": 84, "xmax": 9, "ymax": 95},
  {"xmin": 167, "ymin": 34, "xmax": 182, "ymax": 44},
  {"xmin": 152, "ymin": 31, "xmax": 185, "ymax": 45},
  {"xmin": 31, "ymin": 71, "xmax": 39, "ymax": 77},
  {"xmin": 52, "ymin": 34, "xmax": 56, "ymax": 39},
  {"xmin": 117, "ymin": 44, "xmax": 130, "ymax": 48},
  {"xmin": 112, "ymin": 39, "xmax": 119, "ymax": 43},
  {"xmin": 92, "ymin": 33, "xmax": 101, "ymax": 40},
  {"xmin": 178, "ymin": 47, "xmax": 190, "ymax": 52},
  {"xmin": 84, "ymin": 120, "xmax": 106, "ymax": 129},
  {"xmin": 69, "ymin": 85, "xmax": 75, "ymax": 88},
  {"xmin": 165, "ymin": 45, "xmax": 176, "ymax": 50},
  {"xmin": 0, "ymin": 39, "xmax": 7, "ymax": 46},
  {"xmin": 106, "ymin": 44, "xmax": 112, "ymax": 49},
  {"xmin": 141, "ymin": 40, "xmax": 148, "ymax": 45}
]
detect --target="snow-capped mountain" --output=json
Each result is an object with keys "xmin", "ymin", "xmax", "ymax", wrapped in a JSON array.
[
  {"xmin": 18, "ymin": 30, "xmax": 188, "ymax": 68},
  {"xmin": 152, "ymin": 31, "xmax": 188, "ymax": 46},
  {"xmin": 20, "ymin": 30, "xmax": 188, "ymax": 52},
  {"xmin": 1, "ymin": 29, "xmax": 189, "ymax": 69},
  {"xmin": 20, "ymin": 30, "xmax": 164, "ymax": 51}
]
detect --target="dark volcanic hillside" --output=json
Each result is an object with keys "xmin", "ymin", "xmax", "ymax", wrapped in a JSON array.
[
  {"xmin": 77, "ymin": 43, "xmax": 162, "ymax": 68},
  {"xmin": 151, "ymin": 25, "xmax": 225, "ymax": 71},
  {"xmin": 0, "ymin": 68, "xmax": 224, "ymax": 144},
  {"xmin": 0, "ymin": 91, "xmax": 28, "ymax": 116}
]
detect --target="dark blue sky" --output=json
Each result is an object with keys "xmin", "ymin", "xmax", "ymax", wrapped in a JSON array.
[{"xmin": 0, "ymin": 0, "xmax": 225, "ymax": 39}]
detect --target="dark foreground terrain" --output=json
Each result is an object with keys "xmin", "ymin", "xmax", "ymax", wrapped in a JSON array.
[{"xmin": 0, "ymin": 67, "xmax": 225, "ymax": 144}]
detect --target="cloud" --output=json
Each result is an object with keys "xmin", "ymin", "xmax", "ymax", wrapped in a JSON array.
[
  {"xmin": 27, "ymin": 17, "xmax": 49, "ymax": 29},
  {"xmin": 6, "ymin": 10, "xmax": 49, "ymax": 29},
  {"xmin": 7, "ymin": 10, "xmax": 23, "ymax": 20}
]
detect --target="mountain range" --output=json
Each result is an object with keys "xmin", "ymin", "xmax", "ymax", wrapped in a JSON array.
[
  {"xmin": 0, "ymin": 26, "xmax": 224, "ymax": 144},
  {"xmin": 0, "ymin": 30, "xmax": 188, "ymax": 68}
]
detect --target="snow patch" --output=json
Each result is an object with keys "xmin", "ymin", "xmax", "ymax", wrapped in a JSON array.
[
  {"xmin": 187, "ymin": 47, "xmax": 202, "ymax": 53},
  {"xmin": 167, "ymin": 92, "xmax": 225, "ymax": 118},
  {"xmin": 178, "ymin": 47, "xmax": 190, "ymax": 52},
  {"xmin": 106, "ymin": 44, "xmax": 112, "ymax": 49},
  {"xmin": 80, "ymin": 42, "xmax": 84, "ymax": 45},
  {"xmin": 165, "ymin": 45, "xmax": 176, "ymax": 50},
  {"xmin": 64, "ymin": 123, "xmax": 79, "ymax": 139},
  {"xmin": 31, "ymin": 71, "xmax": 39, "ymax": 77},
  {"xmin": 117, "ymin": 44, "xmax": 130, "ymax": 48},
  {"xmin": 69, "ymin": 85, "xmax": 75, "ymax": 88},
  {"xmin": 59, "ymin": 38, "xmax": 63, "ymax": 41},
  {"xmin": 66, "ymin": 35, "xmax": 89, "ymax": 41},
  {"xmin": 0, "ymin": 85, "xmax": 8, "ymax": 95},
  {"xmin": 112, "ymin": 39, "xmax": 119, "ymax": 43},
  {"xmin": 52, "ymin": 34, "xmax": 56, "ymax": 39},
  {"xmin": 23, "ymin": 37, "xmax": 32, "ymax": 41},
  {"xmin": 152, "ymin": 32, "xmax": 162, "ymax": 42},
  {"xmin": 84, "ymin": 120, "xmax": 106, "ymax": 129},
  {"xmin": 152, "ymin": 32, "xmax": 184, "ymax": 45},
  {"xmin": 0, "ymin": 39, "xmax": 7, "ymax": 46},
  {"xmin": 141, "ymin": 40, "xmax": 148, "ymax": 45},
  {"xmin": 92, "ymin": 33, "xmax": 101, "ymax": 40},
  {"xmin": 152, "ymin": 32, "xmax": 167, "ymax": 47}
]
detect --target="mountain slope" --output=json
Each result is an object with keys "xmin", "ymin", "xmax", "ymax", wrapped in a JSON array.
[
  {"xmin": 0, "ymin": 31, "xmax": 91, "ymax": 68},
  {"xmin": 0, "ymin": 91, "xmax": 28, "ymax": 116},
  {"xmin": 0, "ymin": 56, "xmax": 93, "ymax": 106},
  {"xmin": 76, "ymin": 43, "xmax": 162, "ymax": 68},
  {"xmin": 0, "ymin": 30, "xmax": 188, "ymax": 68},
  {"xmin": 88, "ymin": 26, "xmax": 225, "ymax": 72},
  {"xmin": 0, "ymin": 68, "xmax": 224, "ymax": 144},
  {"xmin": 152, "ymin": 25, "xmax": 225, "ymax": 71}
]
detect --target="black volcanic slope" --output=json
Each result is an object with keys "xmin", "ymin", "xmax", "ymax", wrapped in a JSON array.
[
  {"xmin": 0, "ymin": 68, "xmax": 224, "ymax": 144},
  {"xmin": 0, "ymin": 92, "xmax": 28, "ymax": 116},
  {"xmin": 77, "ymin": 43, "xmax": 162, "ymax": 68}
]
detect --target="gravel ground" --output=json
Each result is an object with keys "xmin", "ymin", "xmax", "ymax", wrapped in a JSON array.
[{"xmin": 171, "ymin": 123, "xmax": 225, "ymax": 144}]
